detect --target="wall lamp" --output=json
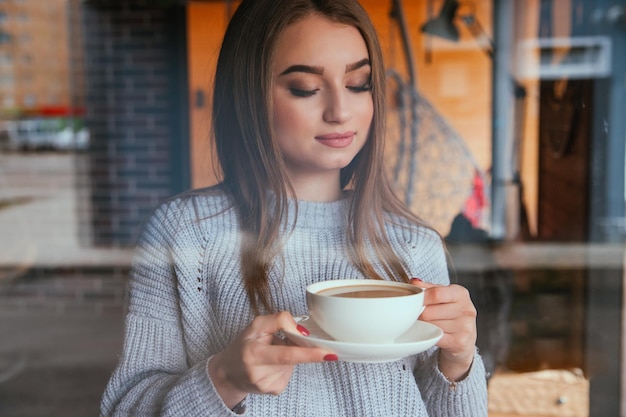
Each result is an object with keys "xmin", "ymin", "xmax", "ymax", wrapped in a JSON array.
[
  {"xmin": 420, "ymin": 0, "xmax": 494, "ymax": 58},
  {"xmin": 421, "ymin": 0, "xmax": 524, "ymax": 99}
]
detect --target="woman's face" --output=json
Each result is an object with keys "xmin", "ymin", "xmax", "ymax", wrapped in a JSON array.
[{"xmin": 271, "ymin": 14, "xmax": 374, "ymax": 189}]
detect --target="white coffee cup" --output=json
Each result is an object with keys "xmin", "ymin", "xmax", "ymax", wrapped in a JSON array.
[{"xmin": 306, "ymin": 279, "xmax": 424, "ymax": 344}]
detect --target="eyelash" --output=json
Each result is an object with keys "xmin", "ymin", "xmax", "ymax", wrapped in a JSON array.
[
  {"xmin": 348, "ymin": 84, "xmax": 372, "ymax": 93},
  {"xmin": 289, "ymin": 82, "xmax": 372, "ymax": 97},
  {"xmin": 290, "ymin": 88, "xmax": 318, "ymax": 97}
]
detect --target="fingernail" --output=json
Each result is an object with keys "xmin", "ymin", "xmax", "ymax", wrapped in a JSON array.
[
  {"xmin": 296, "ymin": 324, "xmax": 310, "ymax": 336},
  {"xmin": 323, "ymin": 354, "xmax": 338, "ymax": 361},
  {"xmin": 411, "ymin": 277, "xmax": 422, "ymax": 283}
]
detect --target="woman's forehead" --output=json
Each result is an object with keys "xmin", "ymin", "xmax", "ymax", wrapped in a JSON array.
[{"xmin": 272, "ymin": 14, "xmax": 369, "ymax": 71}]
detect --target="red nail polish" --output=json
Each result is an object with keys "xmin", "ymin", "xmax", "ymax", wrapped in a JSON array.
[
  {"xmin": 323, "ymin": 354, "xmax": 338, "ymax": 361},
  {"xmin": 411, "ymin": 277, "xmax": 422, "ymax": 283},
  {"xmin": 296, "ymin": 324, "xmax": 310, "ymax": 336}
]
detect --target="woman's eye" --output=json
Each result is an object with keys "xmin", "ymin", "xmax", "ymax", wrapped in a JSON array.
[
  {"xmin": 347, "ymin": 83, "xmax": 372, "ymax": 93},
  {"xmin": 289, "ymin": 88, "xmax": 318, "ymax": 97}
]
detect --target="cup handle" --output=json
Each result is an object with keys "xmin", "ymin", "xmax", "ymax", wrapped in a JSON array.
[
  {"xmin": 418, "ymin": 306, "xmax": 425, "ymax": 318},
  {"xmin": 294, "ymin": 315, "xmax": 310, "ymax": 324}
]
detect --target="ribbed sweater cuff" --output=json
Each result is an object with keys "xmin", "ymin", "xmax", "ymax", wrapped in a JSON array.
[
  {"xmin": 177, "ymin": 358, "xmax": 241, "ymax": 416},
  {"xmin": 158, "ymin": 358, "xmax": 245, "ymax": 416},
  {"xmin": 418, "ymin": 349, "xmax": 488, "ymax": 416},
  {"xmin": 195, "ymin": 357, "xmax": 247, "ymax": 416}
]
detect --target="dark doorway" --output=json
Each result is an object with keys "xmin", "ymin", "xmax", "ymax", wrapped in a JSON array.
[{"xmin": 537, "ymin": 78, "xmax": 592, "ymax": 241}]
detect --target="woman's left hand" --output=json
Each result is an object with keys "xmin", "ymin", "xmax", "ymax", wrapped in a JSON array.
[{"xmin": 411, "ymin": 278, "xmax": 477, "ymax": 381}]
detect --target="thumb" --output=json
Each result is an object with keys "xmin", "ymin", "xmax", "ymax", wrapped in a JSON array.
[{"xmin": 410, "ymin": 277, "xmax": 439, "ymax": 289}]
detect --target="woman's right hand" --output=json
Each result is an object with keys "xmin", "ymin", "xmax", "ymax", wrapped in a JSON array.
[{"xmin": 207, "ymin": 311, "xmax": 335, "ymax": 409}]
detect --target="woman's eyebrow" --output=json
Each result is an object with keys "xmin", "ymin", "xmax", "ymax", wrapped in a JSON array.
[
  {"xmin": 345, "ymin": 58, "xmax": 370, "ymax": 73},
  {"xmin": 278, "ymin": 58, "xmax": 370, "ymax": 77},
  {"xmin": 279, "ymin": 64, "xmax": 324, "ymax": 76}
]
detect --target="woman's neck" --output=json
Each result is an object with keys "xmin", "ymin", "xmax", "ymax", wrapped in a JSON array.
[{"xmin": 287, "ymin": 172, "xmax": 343, "ymax": 202}]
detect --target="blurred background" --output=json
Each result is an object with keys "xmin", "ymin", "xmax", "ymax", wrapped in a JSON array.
[{"xmin": 0, "ymin": 0, "xmax": 625, "ymax": 416}]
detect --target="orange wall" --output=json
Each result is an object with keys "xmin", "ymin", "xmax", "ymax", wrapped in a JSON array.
[{"xmin": 187, "ymin": 2, "xmax": 230, "ymax": 188}]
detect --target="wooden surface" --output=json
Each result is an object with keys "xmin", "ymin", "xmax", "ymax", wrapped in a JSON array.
[{"xmin": 489, "ymin": 369, "xmax": 589, "ymax": 417}]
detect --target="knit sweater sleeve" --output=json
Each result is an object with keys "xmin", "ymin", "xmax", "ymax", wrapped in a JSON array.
[
  {"xmin": 100, "ymin": 201, "xmax": 238, "ymax": 417},
  {"xmin": 407, "ymin": 227, "xmax": 489, "ymax": 417}
]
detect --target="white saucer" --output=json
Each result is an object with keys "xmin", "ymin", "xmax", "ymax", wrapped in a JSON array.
[{"xmin": 284, "ymin": 316, "xmax": 443, "ymax": 363}]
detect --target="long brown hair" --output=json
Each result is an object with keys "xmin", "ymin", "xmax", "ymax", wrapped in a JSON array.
[{"xmin": 212, "ymin": 0, "xmax": 431, "ymax": 314}]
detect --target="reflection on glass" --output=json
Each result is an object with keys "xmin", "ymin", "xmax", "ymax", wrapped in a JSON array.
[{"xmin": 0, "ymin": 0, "xmax": 624, "ymax": 415}]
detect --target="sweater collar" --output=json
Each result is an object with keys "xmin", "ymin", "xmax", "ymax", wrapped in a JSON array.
[{"xmin": 265, "ymin": 191, "xmax": 351, "ymax": 230}]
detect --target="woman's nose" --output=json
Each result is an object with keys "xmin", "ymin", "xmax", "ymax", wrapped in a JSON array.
[{"xmin": 322, "ymin": 90, "xmax": 352, "ymax": 124}]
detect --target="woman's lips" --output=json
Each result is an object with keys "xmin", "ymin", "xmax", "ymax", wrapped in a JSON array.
[{"xmin": 314, "ymin": 132, "xmax": 355, "ymax": 148}]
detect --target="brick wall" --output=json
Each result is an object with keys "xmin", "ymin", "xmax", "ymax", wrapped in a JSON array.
[
  {"xmin": 80, "ymin": 1, "xmax": 190, "ymax": 247},
  {"xmin": 0, "ymin": 267, "xmax": 129, "ymax": 315}
]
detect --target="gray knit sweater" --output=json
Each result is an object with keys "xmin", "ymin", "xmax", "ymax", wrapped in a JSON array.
[{"xmin": 101, "ymin": 189, "xmax": 488, "ymax": 416}]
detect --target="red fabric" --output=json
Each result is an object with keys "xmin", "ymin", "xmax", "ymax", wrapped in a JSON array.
[{"xmin": 462, "ymin": 170, "xmax": 487, "ymax": 228}]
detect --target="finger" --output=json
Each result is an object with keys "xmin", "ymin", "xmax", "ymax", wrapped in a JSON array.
[
  {"xmin": 263, "ymin": 345, "xmax": 335, "ymax": 365},
  {"xmin": 434, "ymin": 325, "xmax": 477, "ymax": 353},
  {"xmin": 426, "ymin": 317, "xmax": 475, "ymax": 334},
  {"xmin": 422, "ymin": 284, "xmax": 471, "ymax": 307},
  {"xmin": 420, "ymin": 303, "xmax": 463, "ymax": 321},
  {"xmin": 249, "ymin": 311, "xmax": 308, "ymax": 339},
  {"xmin": 419, "ymin": 301, "xmax": 477, "ymax": 322}
]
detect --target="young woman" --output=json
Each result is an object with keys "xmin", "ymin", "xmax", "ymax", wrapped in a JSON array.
[{"xmin": 101, "ymin": 0, "xmax": 488, "ymax": 415}]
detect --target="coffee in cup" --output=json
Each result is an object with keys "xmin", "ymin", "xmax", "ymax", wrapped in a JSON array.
[
  {"xmin": 317, "ymin": 285, "xmax": 415, "ymax": 299},
  {"xmin": 306, "ymin": 279, "xmax": 424, "ymax": 344}
]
